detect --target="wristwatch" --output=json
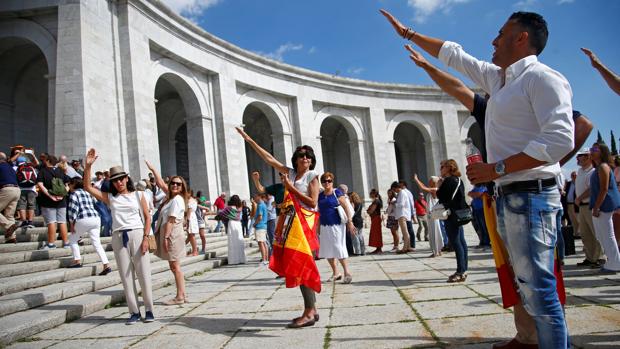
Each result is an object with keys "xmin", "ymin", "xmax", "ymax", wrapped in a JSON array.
[{"xmin": 494, "ymin": 160, "xmax": 506, "ymax": 177}]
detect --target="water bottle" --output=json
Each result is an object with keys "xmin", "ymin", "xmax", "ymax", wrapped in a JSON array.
[{"xmin": 465, "ymin": 138, "xmax": 483, "ymax": 165}]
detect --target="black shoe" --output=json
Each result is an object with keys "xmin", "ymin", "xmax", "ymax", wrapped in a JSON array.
[
  {"xmin": 576, "ymin": 259, "xmax": 593, "ymax": 266},
  {"xmin": 144, "ymin": 311, "xmax": 155, "ymax": 323},
  {"xmin": 126, "ymin": 313, "xmax": 141, "ymax": 325},
  {"xmin": 68, "ymin": 263, "xmax": 82, "ymax": 268},
  {"xmin": 99, "ymin": 267, "xmax": 112, "ymax": 276}
]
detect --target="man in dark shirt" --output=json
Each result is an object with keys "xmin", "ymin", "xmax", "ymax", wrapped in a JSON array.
[
  {"xmin": 401, "ymin": 44, "xmax": 593, "ymax": 349},
  {"xmin": 0, "ymin": 152, "xmax": 21, "ymax": 242},
  {"xmin": 36, "ymin": 155, "xmax": 70, "ymax": 249}
]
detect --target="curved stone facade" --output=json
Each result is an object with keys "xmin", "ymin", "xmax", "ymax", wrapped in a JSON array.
[{"xmin": 0, "ymin": 0, "xmax": 481, "ymax": 201}]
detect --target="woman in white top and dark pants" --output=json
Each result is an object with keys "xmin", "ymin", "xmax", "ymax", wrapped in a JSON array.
[{"xmin": 83, "ymin": 149, "xmax": 154, "ymax": 325}]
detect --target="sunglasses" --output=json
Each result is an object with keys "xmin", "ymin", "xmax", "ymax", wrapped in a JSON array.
[
  {"xmin": 170, "ymin": 181, "xmax": 183, "ymax": 187},
  {"xmin": 296, "ymin": 152, "xmax": 312, "ymax": 159},
  {"xmin": 111, "ymin": 176, "xmax": 126, "ymax": 183},
  {"xmin": 321, "ymin": 179, "xmax": 333, "ymax": 184},
  {"xmin": 590, "ymin": 147, "xmax": 600, "ymax": 153}
]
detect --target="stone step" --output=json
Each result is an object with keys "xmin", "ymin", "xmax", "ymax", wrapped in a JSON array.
[
  {"xmin": 0, "ymin": 241, "xmax": 254, "ymax": 318},
  {"xmin": 0, "ymin": 235, "xmax": 233, "ymax": 278},
  {"xmin": 0, "ymin": 236, "xmax": 110, "ymax": 253},
  {"xmin": 0, "ymin": 247, "xmax": 258, "ymax": 347}
]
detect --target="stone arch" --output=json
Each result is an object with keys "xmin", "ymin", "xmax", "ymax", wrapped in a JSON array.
[
  {"xmin": 0, "ymin": 19, "xmax": 57, "ymax": 153},
  {"xmin": 315, "ymin": 106, "xmax": 368, "ymax": 196},
  {"xmin": 153, "ymin": 66, "xmax": 210, "ymax": 191},
  {"xmin": 387, "ymin": 112, "xmax": 442, "ymax": 185},
  {"xmin": 237, "ymin": 89, "xmax": 291, "ymax": 135}
]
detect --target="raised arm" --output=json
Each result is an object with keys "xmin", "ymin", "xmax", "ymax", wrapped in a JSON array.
[
  {"xmin": 413, "ymin": 174, "xmax": 437, "ymax": 194},
  {"xmin": 145, "ymin": 160, "xmax": 168, "ymax": 194},
  {"xmin": 405, "ymin": 45, "xmax": 475, "ymax": 112},
  {"xmin": 236, "ymin": 127, "xmax": 288, "ymax": 174},
  {"xmin": 251, "ymin": 171, "xmax": 266, "ymax": 193},
  {"xmin": 380, "ymin": 9, "xmax": 444, "ymax": 58},
  {"xmin": 582, "ymin": 48, "xmax": 620, "ymax": 96},
  {"xmin": 83, "ymin": 148, "xmax": 108, "ymax": 204}
]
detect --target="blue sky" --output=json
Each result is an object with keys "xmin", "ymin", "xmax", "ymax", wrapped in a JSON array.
[{"xmin": 162, "ymin": 0, "xmax": 619, "ymax": 175}]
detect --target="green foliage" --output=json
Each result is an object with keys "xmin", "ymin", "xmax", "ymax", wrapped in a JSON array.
[
  {"xmin": 610, "ymin": 131, "xmax": 617, "ymax": 155},
  {"xmin": 597, "ymin": 130, "xmax": 604, "ymax": 144}
]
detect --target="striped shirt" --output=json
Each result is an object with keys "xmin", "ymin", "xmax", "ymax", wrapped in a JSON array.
[{"xmin": 68, "ymin": 189, "xmax": 100, "ymax": 223}]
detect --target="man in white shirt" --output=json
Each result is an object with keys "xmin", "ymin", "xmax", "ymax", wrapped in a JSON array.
[
  {"xmin": 574, "ymin": 148, "xmax": 604, "ymax": 267},
  {"xmin": 391, "ymin": 181, "xmax": 413, "ymax": 253},
  {"xmin": 381, "ymin": 10, "xmax": 573, "ymax": 348},
  {"xmin": 399, "ymin": 180, "xmax": 417, "ymax": 249}
]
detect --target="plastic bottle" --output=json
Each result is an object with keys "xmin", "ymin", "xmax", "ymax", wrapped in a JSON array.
[{"xmin": 465, "ymin": 138, "xmax": 483, "ymax": 165}]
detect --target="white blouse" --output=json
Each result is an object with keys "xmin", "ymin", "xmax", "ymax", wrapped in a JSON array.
[
  {"xmin": 157, "ymin": 195, "xmax": 185, "ymax": 232},
  {"xmin": 108, "ymin": 192, "xmax": 144, "ymax": 232}
]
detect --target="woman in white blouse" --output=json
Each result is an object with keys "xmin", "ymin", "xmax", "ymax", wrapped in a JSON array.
[{"xmin": 146, "ymin": 160, "xmax": 189, "ymax": 305}]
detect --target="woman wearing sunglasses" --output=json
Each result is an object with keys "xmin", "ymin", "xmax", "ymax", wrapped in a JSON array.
[
  {"xmin": 145, "ymin": 160, "xmax": 190, "ymax": 304},
  {"xmin": 83, "ymin": 149, "xmax": 154, "ymax": 325},
  {"xmin": 236, "ymin": 126, "xmax": 321, "ymax": 329},
  {"xmin": 589, "ymin": 143, "xmax": 620, "ymax": 273}
]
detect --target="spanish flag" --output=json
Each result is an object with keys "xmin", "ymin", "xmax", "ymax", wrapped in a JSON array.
[
  {"xmin": 483, "ymin": 194, "xmax": 565, "ymax": 308},
  {"xmin": 269, "ymin": 191, "xmax": 322, "ymax": 293}
]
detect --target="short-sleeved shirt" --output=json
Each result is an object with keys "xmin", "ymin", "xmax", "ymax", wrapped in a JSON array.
[
  {"xmin": 0, "ymin": 162, "xmax": 18, "ymax": 187},
  {"xmin": 36, "ymin": 166, "xmax": 69, "ymax": 208},
  {"xmin": 470, "ymin": 185, "xmax": 487, "ymax": 211},
  {"xmin": 288, "ymin": 167, "xmax": 319, "ymax": 210},
  {"xmin": 68, "ymin": 189, "xmax": 99, "ymax": 223},
  {"xmin": 318, "ymin": 188, "xmax": 344, "ymax": 226},
  {"xmin": 187, "ymin": 198, "xmax": 199, "ymax": 234},
  {"xmin": 254, "ymin": 201, "xmax": 268, "ymax": 229},
  {"xmin": 158, "ymin": 195, "xmax": 185, "ymax": 232},
  {"xmin": 266, "ymin": 195, "xmax": 277, "ymax": 221}
]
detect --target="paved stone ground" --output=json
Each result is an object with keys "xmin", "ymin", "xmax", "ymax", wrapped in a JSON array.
[{"xmin": 8, "ymin": 227, "xmax": 620, "ymax": 349}]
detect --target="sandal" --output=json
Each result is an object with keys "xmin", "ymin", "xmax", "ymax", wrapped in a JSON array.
[
  {"xmin": 292, "ymin": 314, "xmax": 319, "ymax": 322},
  {"xmin": 447, "ymin": 273, "xmax": 467, "ymax": 283},
  {"xmin": 287, "ymin": 318, "xmax": 316, "ymax": 329},
  {"xmin": 326, "ymin": 274, "xmax": 343, "ymax": 283},
  {"xmin": 163, "ymin": 297, "xmax": 185, "ymax": 305},
  {"xmin": 343, "ymin": 275, "xmax": 353, "ymax": 284}
]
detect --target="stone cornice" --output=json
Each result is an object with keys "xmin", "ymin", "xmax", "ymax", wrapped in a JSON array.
[{"xmin": 132, "ymin": 0, "xmax": 465, "ymax": 101}]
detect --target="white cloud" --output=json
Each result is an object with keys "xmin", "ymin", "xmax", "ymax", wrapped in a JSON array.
[
  {"xmin": 308, "ymin": 46, "xmax": 317, "ymax": 54},
  {"xmin": 514, "ymin": 0, "xmax": 538, "ymax": 9},
  {"xmin": 160, "ymin": 0, "xmax": 220, "ymax": 19},
  {"xmin": 557, "ymin": 0, "xmax": 575, "ymax": 4},
  {"xmin": 407, "ymin": 0, "xmax": 471, "ymax": 23},
  {"xmin": 256, "ymin": 43, "xmax": 304, "ymax": 62},
  {"xmin": 347, "ymin": 67, "xmax": 365, "ymax": 75}
]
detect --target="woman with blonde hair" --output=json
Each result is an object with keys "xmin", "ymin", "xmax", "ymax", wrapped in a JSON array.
[{"xmin": 145, "ymin": 160, "xmax": 189, "ymax": 304}]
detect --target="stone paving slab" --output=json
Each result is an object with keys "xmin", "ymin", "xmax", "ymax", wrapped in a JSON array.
[
  {"xmin": 328, "ymin": 321, "xmax": 434, "ymax": 349},
  {"xmin": 8, "ymin": 228, "xmax": 620, "ymax": 348}
]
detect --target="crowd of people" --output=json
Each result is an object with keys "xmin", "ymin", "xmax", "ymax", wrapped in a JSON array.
[{"xmin": 1, "ymin": 7, "xmax": 619, "ymax": 348}]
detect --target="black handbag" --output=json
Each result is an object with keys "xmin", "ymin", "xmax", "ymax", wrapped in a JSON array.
[{"xmin": 451, "ymin": 178, "xmax": 473, "ymax": 226}]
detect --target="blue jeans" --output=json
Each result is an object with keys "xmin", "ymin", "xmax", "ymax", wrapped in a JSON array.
[
  {"xmin": 440, "ymin": 221, "xmax": 449, "ymax": 246},
  {"xmin": 214, "ymin": 219, "xmax": 223, "ymax": 233},
  {"xmin": 406, "ymin": 220, "xmax": 416, "ymax": 249},
  {"xmin": 473, "ymin": 209, "xmax": 491, "ymax": 246},
  {"xmin": 444, "ymin": 219, "xmax": 467, "ymax": 274},
  {"xmin": 496, "ymin": 187, "xmax": 568, "ymax": 348}
]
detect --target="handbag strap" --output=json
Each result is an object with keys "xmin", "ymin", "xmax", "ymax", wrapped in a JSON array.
[{"xmin": 450, "ymin": 178, "xmax": 461, "ymax": 201}]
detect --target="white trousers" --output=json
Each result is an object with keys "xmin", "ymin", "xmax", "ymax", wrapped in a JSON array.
[
  {"xmin": 69, "ymin": 217, "xmax": 109, "ymax": 264},
  {"xmin": 593, "ymin": 211, "xmax": 620, "ymax": 271}
]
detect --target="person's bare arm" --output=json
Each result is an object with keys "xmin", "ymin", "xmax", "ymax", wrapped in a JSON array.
[
  {"xmin": 236, "ymin": 127, "xmax": 288, "ymax": 174},
  {"xmin": 380, "ymin": 9, "xmax": 444, "ymax": 58},
  {"xmin": 139, "ymin": 194, "xmax": 151, "ymax": 254},
  {"xmin": 145, "ymin": 160, "xmax": 168, "ymax": 194},
  {"xmin": 575, "ymin": 188, "xmax": 590, "ymax": 206},
  {"xmin": 413, "ymin": 174, "xmax": 438, "ymax": 194},
  {"xmin": 83, "ymin": 149, "xmax": 108, "ymax": 204},
  {"xmin": 582, "ymin": 48, "xmax": 620, "ymax": 96},
  {"xmin": 467, "ymin": 153, "xmax": 547, "ymax": 184},
  {"xmin": 560, "ymin": 114, "xmax": 593, "ymax": 166},
  {"xmin": 251, "ymin": 171, "xmax": 266, "ymax": 193},
  {"xmin": 283, "ymin": 173, "xmax": 319, "ymax": 209},
  {"xmin": 406, "ymin": 45, "xmax": 475, "ymax": 112}
]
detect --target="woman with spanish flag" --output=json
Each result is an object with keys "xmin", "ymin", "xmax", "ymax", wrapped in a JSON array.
[{"xmin": 236, "ymin": 127, "xmax": 321, "ymax": 329}]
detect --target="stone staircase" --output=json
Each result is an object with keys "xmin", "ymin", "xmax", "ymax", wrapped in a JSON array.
[{"xmin": 0, "ymin": 217, "xmax": 258, "ymax": 346}]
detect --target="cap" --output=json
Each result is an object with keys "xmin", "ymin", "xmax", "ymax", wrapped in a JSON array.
[
  {"xmin": 109, "ymin": 166, "xmax": 128, "ymax": 181},
  {"xmin": 576, "ymin": 147, "xmax": 590, "ymax": 156}
]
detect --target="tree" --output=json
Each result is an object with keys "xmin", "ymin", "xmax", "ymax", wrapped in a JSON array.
[
  {"xmin": 611, "ymin": 131, "xmax": 618, "ymax": 155},
  {"xmin": 597, "ymin": 130, "xmax": 604, "ymax": 144}
]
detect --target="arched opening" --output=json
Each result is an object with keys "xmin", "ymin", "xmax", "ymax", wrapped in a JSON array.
[
  {"xmin": 394, "ymin": 123, "xmax": 427, "ymax": 189},
  {"xmin": 242, "ymin": 104, "xmax": 277, "ymax": 193},
  {"xmin": 320, "ymin": 117, "xmax": 354, "ymax": 190},
  {"xmin": 154, "ymin": 74, "xmax": 200, "ymax": 186},
  {"xmin": 0, "ymin": 37, "xmax": 49, "ymax": 153}
]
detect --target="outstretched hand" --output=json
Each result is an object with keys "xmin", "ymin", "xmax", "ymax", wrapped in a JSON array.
[
  {"xmin": 581, "ymin": 48, "xmax": 601, "ymax": 67},
  {"xmin": 235, "ymin": 126, "xmax": 252, "ymax": 142},
  {"xmin": 251, "ymin": 171, "xmax": 260, "ymax": 181},
  {"xmin": 405, "ymin": 45, "xmax": 429, "ymax": 68},
  {"xmin": 144, "ymin": 159, "xmax": 154, "ymax": 170},
  {"xmin": 85, "ymin": 148, "xmax": 98, "ymax": 167},
  {"xmin": 380, "ymin": 9, "xmax": 408, "ymax": 38}
]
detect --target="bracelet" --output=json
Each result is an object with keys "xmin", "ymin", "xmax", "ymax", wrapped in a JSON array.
[
  {"xmin": 403, "ymin": 27, "xmax": 411, "ymax": 39},
  {"xmin": 406, "ymin": 29, "xmax": 416, "ymax": 40}
]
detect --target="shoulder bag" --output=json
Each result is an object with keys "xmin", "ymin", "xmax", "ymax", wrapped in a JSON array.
[
  {"xmin": 333, "ymin": 192, "xmax": 348, "ymax": 224},
  {"xmin": 430, "ymin": 178, "xmax": 461, "ymax": 221}
]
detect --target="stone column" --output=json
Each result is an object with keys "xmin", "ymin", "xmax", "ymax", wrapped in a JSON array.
[
  {"xmin": 349, "ymin": 139, "xmax": 369, "ymax": 198},
  {"xmin": 186, "ymin": 114, "xmax": 213, "ymax": 196},
  {"xmin": 367, "ymin": 107, "xmax": 396, "ymax": 197}
]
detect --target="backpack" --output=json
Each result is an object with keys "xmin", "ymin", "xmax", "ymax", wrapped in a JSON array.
[
  {"xmin": 16, "ymin": 163, "xmax": 37, "ymax": 187},
  {"xmin": 49, "ymin": 175, "xmax": 68, "ymax": 197}
]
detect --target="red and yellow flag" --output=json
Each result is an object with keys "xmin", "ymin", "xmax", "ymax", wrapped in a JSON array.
[
  {"xmin": 483, "ymin": 193, "xmax": 565, "ymax": 308},
  {"xmin": 269, "ymin": 191, "xmax": 321, "ymax": 293}
]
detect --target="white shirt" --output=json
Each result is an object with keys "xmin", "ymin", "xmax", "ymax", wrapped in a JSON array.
[
  {"xmin": 393, "ymin": 190, "xmax": 412, "ymax": 220},
  {"xmin": 157, "ymin": 195, "xmax": 185, "ymax": 233},
  {"xmin": 288, "ymin": 168, "xmax": 319, "ymax": 210},
  {"xmin": 438, "ymin": 41, "xmax": 574, "ymax": 185},
  {"xmin": 404, "ymin": 188, "xmax": 416, "ymax": 220},
  {"xmin": 575, "ymin": 166, "xmax": 594, "ymax": 204},
  {"xmin": 108, "ymin": 192, "xmax": 144, "ymax": 232}
]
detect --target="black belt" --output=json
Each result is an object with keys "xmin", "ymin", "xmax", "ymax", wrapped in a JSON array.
[
  {"xmin": 498, "ymin": 178, "xmax": 557, "ymax": 196},
  {"xmin": 0, "ymin": 184, "xmax": 18, "ymax": 189},
  {"xmin": 579, "ymin": 202, "xmax": 590, "ymax": 206}
]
